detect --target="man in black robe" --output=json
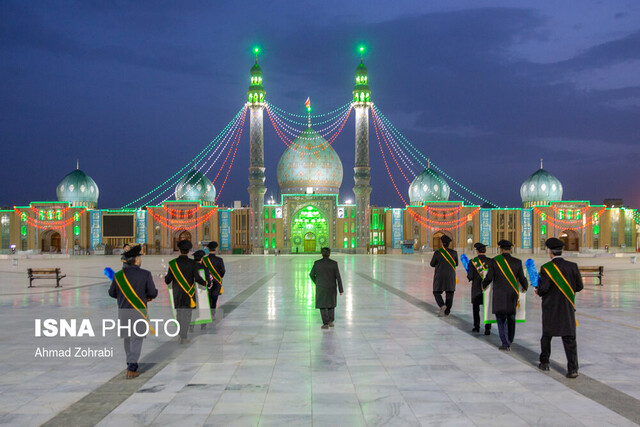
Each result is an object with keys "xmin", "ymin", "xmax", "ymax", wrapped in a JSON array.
[
  {"xmin": 482, "ymin": 240, "xmax": 528, "ymax": 350},
  {"xmin": 536, "ymin": 238, "xmax": 583, "ymax": 378},
  {"xmin": 466, "ymin": 242, "xmax": 491, "ymax": 335},
  {"xmin": 164, "ymin": 240, "xmax": 206, "ymax": 343},
  {"xmin": 109, "ymin": 245, "xmax": 157, "ymax": 379},
  {"xmin": 430, "ymin": 235, "xmax": 458, "ymax": 317},
  {"xmin": 203, "ymin": 241, "xmax": 225, "ymax": 321},
  {"xmin": 309, "ymin": 247, "xmax": 344, "ymax": 329}
]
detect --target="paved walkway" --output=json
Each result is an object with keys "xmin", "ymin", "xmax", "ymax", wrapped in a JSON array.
[{"xmin": 0, "ymin": 254, "xmax": 638, "ymax": 426}]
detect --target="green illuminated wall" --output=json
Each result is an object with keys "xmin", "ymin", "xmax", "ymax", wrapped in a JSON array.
[{"xmin": 290, "ymin": 205, "xmax": 328, "ymax": 253}]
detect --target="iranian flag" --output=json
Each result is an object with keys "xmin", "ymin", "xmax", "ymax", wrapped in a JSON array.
[{"xmin": 305, "ymin": 97, "xmax": 311, "ymax": 110}]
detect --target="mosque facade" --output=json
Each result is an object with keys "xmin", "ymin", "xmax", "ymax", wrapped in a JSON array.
[{"xmin": 1, "ymin": 58, "xmax": 638, "ymax": 255}]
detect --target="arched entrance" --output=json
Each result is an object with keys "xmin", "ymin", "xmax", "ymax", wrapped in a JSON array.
[
  {"xmin": 173, "ymin": 230, "xmax": 192, "ymax": 251},
  {"xmin": 432, "ymin": 230, "xmax": 453, "ymax": 251},
  {"xmin": 291, "ymin": 205, "xmax": 328, "ymax": 253},
  {"xmin": 41, "ymin": 230, "xmax": 62, "ymax": 253},
  {"xmin": 304, "ymin": 232, "xmax": 316, "ymax": 252},
  {"xmin": 560, "ymin": 230, "xmax": 580, "ymax": 251}
]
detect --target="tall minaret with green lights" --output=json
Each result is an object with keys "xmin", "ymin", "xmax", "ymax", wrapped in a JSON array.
[
  {"xmin": 352, "ymin": 47, "xmax": 372, "ymax": 252},
  {"xmin": 247, "ymin": 48, "xmax": 267, "ymax": 253}
]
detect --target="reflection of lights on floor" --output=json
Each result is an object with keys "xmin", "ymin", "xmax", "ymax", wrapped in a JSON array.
[
  {"xmin": 345, "ymin": 288, "xmax": 353, "ymax": 322},
  {"xmin": 267, "ymin": 286, "xmax": 276, "ymax": 320}
]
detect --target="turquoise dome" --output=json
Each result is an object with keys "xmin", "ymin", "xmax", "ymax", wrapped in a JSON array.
[
  {"xmin": 175, "ymin": 170, "xmax": 216, "ymax": 206},
  {"xmin": 409, "ymin": 168, "xmax": 450, "ymax": 204},
  {"xmin": 56, "ymin": 168, "xmax": 99, "ymax": 208},
  {"xmin": 277, "ymin": 128, "xmax": 343, "ymax": 194},
  {"xmin": 520, "ymin": 168, "xmax": 563, "ymax": 207}
]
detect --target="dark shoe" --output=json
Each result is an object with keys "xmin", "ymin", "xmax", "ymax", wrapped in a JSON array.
[
  {"xmin": 566, "ymin": 371, "xmax": 579, "ymax": 379},
  {"xmin": 180, "ymin": 338, "xmax": 191, "ymax": 344},
  {"xmin": 125, "ymin": 370, "xmax": 139, "ymax": 379},
  {"xmin": 200, "ymin": 324, "xmax": 207, "ymax": 330},
  {"xmin": 328, "ymin": 322, "xmax": 335, "ymax": 327},
  {"xmin": 499, "ymin": 346, "xmax": 510, "ymax": 351},
  {"xmin": 438, "ymin": 306, "xmax": 446, "ymax": 317},
  {"xmin": 538, "ymin": 363, "xmax": 550, "ymax": 371},
  {"xmin": 484, "ymin": 329, "xmax": 491, "ymax": 336},
  {"xmin": 472, "ymin": 327, "xmax": 480, "ymax": 333},
  {"xmin": 321, "ymin": 325, "xmax": 329, "ymax": 330},
  {"xmin": 444, "ymin": 311, "xmax": 450, "ymax": 317}
]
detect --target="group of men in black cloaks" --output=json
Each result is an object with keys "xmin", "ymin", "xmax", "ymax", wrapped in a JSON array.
[
  {"xmin": 108, "ymin": 240, "xmax": 225, "ymax": 378},
  {"xmin": 164, "ymin": 239, "xmax": 225, "ymax": 343},
  {"xmin": 431, "ymin": 234, "xmax": 583, "ymax": 378}
]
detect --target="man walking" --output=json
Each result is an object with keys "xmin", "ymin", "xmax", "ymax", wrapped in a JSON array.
[
  {"xmin": 536, "ymin": 238, "xmax": 583, "ymax": 378},
  {"xmin": 467, "ymin": 242, "xmax": 491, "ymax": 335},
  {"xmin": 164, "ymin": 240, "xmax": 206, "ymax": 343},
  {"xmin": 430, "ymin": 235, "xmax": 458, "ymax": 317},
  {"xmin": 482, "ymin": 240, "xmax": 528, "ymax": 350},
  {"xmin": 108, "ymin": 245, "xmax": 157, "ymax": 379},
  {"xmin": 309, "ymin": 247, "xmax": 344, "ymax": 329},
  {"xmin": 202, "ymin": 241, "xmax": 225, "ymax": 321}
]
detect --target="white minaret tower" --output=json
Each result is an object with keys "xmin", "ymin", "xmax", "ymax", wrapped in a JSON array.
[
  {"xmin": 352, "ymin": 47, "xmax": 372, "ymax": 252},
  {"xmin": 247, "ymin": 48, "xmax": 267, "ymax": 253}
]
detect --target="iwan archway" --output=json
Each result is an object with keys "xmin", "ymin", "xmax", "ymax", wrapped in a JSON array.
[{"xmin": 291, "ymin": 205, "xmax": 328, "ymax": 253}]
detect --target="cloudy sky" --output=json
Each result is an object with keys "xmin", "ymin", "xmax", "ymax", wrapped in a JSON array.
[{"xmin": 1, "ymin": 1, "xmax": 639, "ymax": 209}]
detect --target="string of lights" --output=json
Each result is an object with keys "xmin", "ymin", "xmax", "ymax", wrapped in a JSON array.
[
  {"xmin": 407, "ymin": 207, "xmax": 480, "ymax": 231},
  {"xmin": 372, "ymin": 107, "xmax": 475, "ymax": 205},
  {"xmin": 214, "ymin": 111, "xmax": 246, "ymax": 203},
  {"xmin": 533, "ymin": 207, "xmax": 606, "ymax": 230},
  {"xmin": 371, "ymin": 107, "xmax": 412, "ymax": 185},
  {"xmin": 373, "ymin": 105, "xmax": 500, "ymax": 208},
  {"xmin": 120, "ymin": 105, "xmax": 246, "ymax": 209},
  {"xmin": 371, "ymin": 108, "xmax": 408, "ymax": 205},
  {"xmin": 157, "ymin": 107, "xmax": 247, "ymax": 206},
  {"xmin": 267, "ymin": 102, "xmax": 352, "ymax": 127},
  {"xmin": 267, "ymin": 102, "xmax": 352, "ymax": 119},
  {"xmin": 149, "ymin": 208, "xmax": 217, "ymax": 230},
  {"xmin": 266, "ymin": 104, "xmax": 352, "ymax": 140},
  {"xmin": 15, "ymin": 207, "xmax": 87, "ymax": 229},
  {"xmin": 266, "ymin": 105, "xmax": 352, "ymax": 155}
]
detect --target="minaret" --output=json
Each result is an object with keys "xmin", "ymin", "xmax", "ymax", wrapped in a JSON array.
[
  {"xmin": 352, "ymin": 47, "xmax": 372, "ymax": 252},
  {"xmin": 247, "ymin": 48, "xmax": 267, "ymax": 253}
]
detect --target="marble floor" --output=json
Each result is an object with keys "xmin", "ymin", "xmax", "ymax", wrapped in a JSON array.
[{"xmin": 0, "ymin": 253, "xmax": 639, "ymax": 426}]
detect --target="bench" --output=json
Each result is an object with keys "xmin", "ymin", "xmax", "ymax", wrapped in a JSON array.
[
  {"xmin": 27, "ymin": 268, "xmax": 66, "ymax": 288},
  {"xmin": 578, "ymin": 266, "xmax": 603, "ymax": 286}
]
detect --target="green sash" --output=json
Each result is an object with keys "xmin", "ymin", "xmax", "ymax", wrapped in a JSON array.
[
  {"xmin": 439, "ymin": 247, "xmax": 458, "ymax": 284},
  {"xmin": 168, "ymin": 259, "xmax": 196, "ymax": 308},
  {"xmin": 471, "ymin": 257, "xmax": 487, "ymax": 279},
  {"xmin": 494, "ymin": 255, "xmax": 520, "ymax": 302},
  {"xmin": 542, "ymin": 261, "xmax": 575, "ymax": 308},
  {"xmin": 202, "ymin": 255, "xmax": 223, "ymax": 294},
  {"xmin": 113, "ymin": 270, "xmax": 155, "ymax": 334}
]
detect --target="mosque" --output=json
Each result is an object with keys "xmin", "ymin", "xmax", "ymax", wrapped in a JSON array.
[{"xmin": 1, "ymin": 56, "xmax": 637, "ymax": 255}]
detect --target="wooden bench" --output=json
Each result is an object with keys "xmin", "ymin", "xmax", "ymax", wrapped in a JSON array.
[
  {"xmin": 27, "ymin": 268, "xmax": 66, "ymax": 288},
  {"xmin": 578, "ymin": 266, "xmax": 603, "ymax": 286}
]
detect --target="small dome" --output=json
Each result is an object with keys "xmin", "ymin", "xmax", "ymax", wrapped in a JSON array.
[
  {"xmin": 250, "ymin": 62, "xmax": 262, "ymax": 75},
  {"xmin": 356, "ymin": 61, "xmax": 368, "ymax": 75},
  {"xmin": 520, "ymin": 168, "xmax": 563, "ymax": 207},
  {"xmin": 277, "ymin": 128, "xmax": 343, "ymax": 194},
  {"xmin": 409, "ymin": 168, "xmax": 450, "ymax": 204},
  {"xmin": 175, "ymin": 170, "xmax": 216, "ymax": 206},
  {"xmin": 56, "ymin": 168, "xmax": 99, "ymax": 208}
]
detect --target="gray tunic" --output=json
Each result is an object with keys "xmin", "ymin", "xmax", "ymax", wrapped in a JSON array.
[{"xmin": 309, "ymin": 258, "xmax": 344, "ymax": 309}]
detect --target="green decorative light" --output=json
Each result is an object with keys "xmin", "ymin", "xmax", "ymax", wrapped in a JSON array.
[
  {"xmin": 593, "ymin": 224, "xmax": 599, "ymax": 234},
  {"xmin": 558, "ymin": 210, "xmax": 564, "ymax": 220},
  {"xmin": 21, "ymin": 225, "xmax": 27, "ymax": 237},
  {"xmin": 74, "ymin": 225, "xmax": 80, "ymax": 236},
  {"xmin": 541, "ymin": 224, "xmax": 547, "ymax": 235}
]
